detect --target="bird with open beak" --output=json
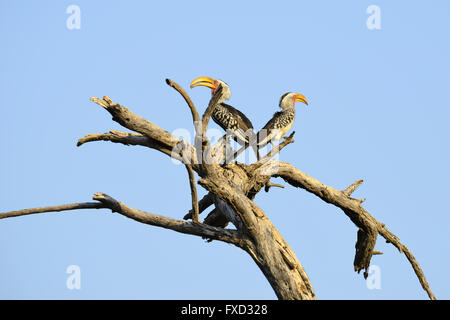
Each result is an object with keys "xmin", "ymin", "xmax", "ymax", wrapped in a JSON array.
[
  {"xmin": 257, "ymin": 92, "xmax": 308, "ymax": 148},
  {"xmin": 190, "ymin": 76, "xmax": 260, "ymax": 160}
]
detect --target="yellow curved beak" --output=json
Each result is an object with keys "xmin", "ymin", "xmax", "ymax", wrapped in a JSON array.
[
  {"xmin": 190, "ymin": 76, "xmax": 216, "ymax": 89},
  {"xmin": 294, "ymin": 93, "xmax": 308, "ymax": 106}
]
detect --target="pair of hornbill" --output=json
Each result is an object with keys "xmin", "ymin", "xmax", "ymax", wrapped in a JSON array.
[{"xmin": 190, "ymin": 76, "xmax": 308, "ymax": 162}]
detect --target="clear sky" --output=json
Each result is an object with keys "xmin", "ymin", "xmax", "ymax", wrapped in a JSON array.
[{"xmin": 1, "ymin": 0, "xmax": 449, "ymax": 299}]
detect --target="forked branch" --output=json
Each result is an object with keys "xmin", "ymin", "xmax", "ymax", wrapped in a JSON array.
[
  {"xmin": 165, "ymin": 79, "xmax": 224, "ymax": 166},
  {"xmin": 0, "ymin": 193, "xmax": 243, "ymax": 246},
  {"xmin": 77, "ymin": 129, "xmax": 177, "ymax": 155},
  {"xmin": 251, "ymin": 131, "xmax": 296, "ymax": 170},
  {"xmin": 89, "ymin": 95, "xmax": 199, "ymax": 168},
  {"xmin": 258, "ymin": 160, "xmax": 436, "ymax": 300},
  {"xmin": 185, "ymin": 164, "xmax": 200, "ymax": 223}
]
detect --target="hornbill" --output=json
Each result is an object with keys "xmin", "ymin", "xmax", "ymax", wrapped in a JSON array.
[
  {"xmin": 190, "ymin": 76, "xmax": 260, "ymax": 161},
  {"xmin": 257, "ymin": 92, "xmax": 308, "ymax": 148}
]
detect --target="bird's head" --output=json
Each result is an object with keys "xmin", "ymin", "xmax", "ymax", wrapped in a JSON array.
[
  {"xmin": 279, "ymin": 92, "xmax": 308, "ymax": 110},
  {"xmin": 190, "ymin": 77, "xmax": 231, "ymax": 102}
]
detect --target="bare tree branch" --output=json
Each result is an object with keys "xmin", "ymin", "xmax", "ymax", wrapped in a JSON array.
[
  {"xmin": 89, "ymin": 96, "xmax": 198, "ymax": 167},
  {"xmin": 265, "ymin": 181, "xmax": 285, "ymax": 192},
  {"xmin": 228, "ymin": 143, "xmax": 247, "ymax": 164},
  {"xmin": 78, "ymin": 130, "xmax": 147, "ymax": 147},
  {"xmin": 184, "ymin": 192, "xmax": 214, "ymax": 220},
  {"xmin": 0, "ymin": 202, "xmax": 104, "ymax": 219},
  {"xmin": 354, "ymin": 227, "xmax": 378, "ymax": 278},
  {"xmin": 378, "ymin": 225, "xmax": 435, "ymax": 300},
  {"xmin": 197, "ymin": 85, "xmax": 225, "ymax": 165},
  {"xmin": 77, "ymin": 130, "xmax": 180, "ymax": 160},
  {"xmin": 92, "ymin": 192, "xmax": 242, "ymax": 245},
  {"xmin": 165, "ymin": 79, "xmax": 205, "ymax": 167},
  {"xmin": 258, "ymin": 160, "xmax": 436, "ymax": 300},
  {"xmin": 0, "ymin": 194, "xmax": 243, "ymax": 246},
  {"xmin": 185, "ymin": 165, "xmax": 200, "ymax": 223},
  {"xmin": 89, "ymin": 96, "xmax": 173, "ymax": 143},
  {"xmin": 209, "ymin": 134, "xmax": 230, "ymax": 165},
  {"xmin": 251, "ymin": 131, "xmax": 296, "ymax": 170},
  {"xmin": 343, "ymin": 179, "xmax": 364, "ymax": 196},
  {"xmin": 201, "ymin": 84, "xmax": 223, "ymax": 139},
  {"xmin": 165, "ymin": 78, "xmax": 200, "ymax": 123}
]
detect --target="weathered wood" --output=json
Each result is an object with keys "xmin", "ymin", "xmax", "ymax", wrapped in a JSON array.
[
  {"xmin": 257, "ymin": 160, "xmax": 435, "ymax": 300},
  {"xmin": 183, "ymin": 192, "xmax": 214, "ymax": 220},
  {"xmin": 242, "ymin": 222, "xmax": 316, "ymax": 300},
  {"xmin": 185, "ymin": 164, "xmax": 200, "ymax": 223},
  {"xmin": 0, "ymin": 202, "xmax": 104, "ymax": 219}
]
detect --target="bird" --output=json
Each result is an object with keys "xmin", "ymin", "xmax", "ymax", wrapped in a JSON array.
[
  {"xmin": 190, "ymin": 76, "xmax": 259, "ymax": 160},
  {"xmin": 257, "ymin": 92, "xmax": 308, "ymax": 148}
]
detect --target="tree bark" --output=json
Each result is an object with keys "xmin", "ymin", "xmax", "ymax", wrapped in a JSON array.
[{"xmin": 241, "ymin": 220, "xmax": 315, "ymax": 299}]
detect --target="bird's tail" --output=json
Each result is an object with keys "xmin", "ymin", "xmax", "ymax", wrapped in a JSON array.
[{"xmin": 256, "ymin": 128, "xmax": 269, "ymax": 149}]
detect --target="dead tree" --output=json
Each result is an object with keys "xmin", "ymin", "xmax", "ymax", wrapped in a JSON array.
[{"xmin": 0, "ymin": 80, "xmax": 435, "ymax": 300}]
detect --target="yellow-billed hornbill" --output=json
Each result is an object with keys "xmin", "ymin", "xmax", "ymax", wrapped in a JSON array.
[
  {"xmin": 190, "ymin": 76, "xmax": 259, "ymax": 160},
  {"xmin": 257, "ymin": 92, "xmax": 308, "ymax": 148}
]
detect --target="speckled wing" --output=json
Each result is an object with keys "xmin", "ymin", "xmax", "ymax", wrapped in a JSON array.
[
  {"xmin": 257, "ymin": 109, "xmax": 295, "ymax": 147},
  {"xmin": 212, "ymin": 103, "xmax": 257, "ymax": 145}
]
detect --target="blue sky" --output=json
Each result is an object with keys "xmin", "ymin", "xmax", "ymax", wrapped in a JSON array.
[{"xmin": 1, "ymin": 1, "xmax": 449, "ymax": 299}]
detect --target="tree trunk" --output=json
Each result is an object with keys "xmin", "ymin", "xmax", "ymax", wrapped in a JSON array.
[{"xmin": 242, "ymin": 220, "xmax": 315, "ymax": 299}]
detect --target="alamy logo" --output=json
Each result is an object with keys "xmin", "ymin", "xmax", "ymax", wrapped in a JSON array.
[
  {"xmin": 66, "ymin": 265, "xmax": 81, "ymax": 290},
  {"xmin": 366, "ymin": 265, "xmax": 381, "ymax": 290},
  {"xmin": 366, "ymin": 5, "xmax": 381, "ymax": 30},
  {"xmin": 66, "ymin": 5, "xmax": 81, "ymax": 30}
]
